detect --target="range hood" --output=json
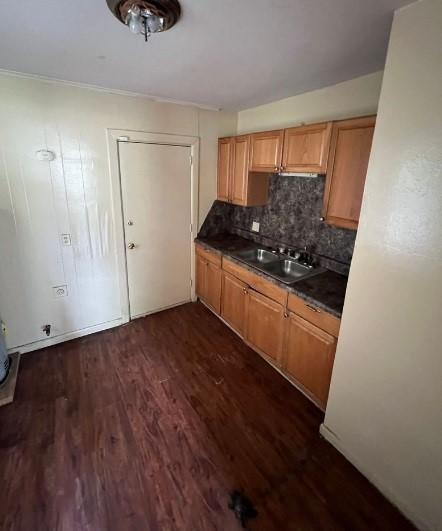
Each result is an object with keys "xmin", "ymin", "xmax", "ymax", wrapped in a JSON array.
[{"xmin": 275, "ymin": 171, "xmax": 320, "ymax": 178}]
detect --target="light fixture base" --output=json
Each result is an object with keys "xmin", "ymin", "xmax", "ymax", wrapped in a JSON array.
[{"xmin": 106, "ymin": 0, "xmax": 181, "ymax": 33}]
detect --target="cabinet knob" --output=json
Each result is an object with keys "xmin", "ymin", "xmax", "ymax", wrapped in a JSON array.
[
  {"xmin": 127, "ymin": 242, "xmax": 136, "ymax": 249},
  {"xmin": 274, "ymin": 166, "xmax": 279, "ymax": 172},
  {"xmin": 319, "ymin": 217, "xmax": 325, "ymax": 222},
  {"xmin": 284, "ymin": 312, "xmax": 289, "ymax": 319}
]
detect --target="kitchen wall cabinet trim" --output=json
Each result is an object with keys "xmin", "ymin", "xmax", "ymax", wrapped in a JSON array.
[
  {"xmin": 282, "ymin": 122, "xmax": 332, "ymax": 173},
  {"xmin": 249, "ymin": 130, "xmax": 285, "ymax": 172},
  {"xmin": 322, "ymin": 115, "xmax": 376, "ymax": 230}
]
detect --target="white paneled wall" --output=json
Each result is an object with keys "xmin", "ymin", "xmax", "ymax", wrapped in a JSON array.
[{"xmin": 0, "ymin": 73, "xmax": 237, "ymax": 350}]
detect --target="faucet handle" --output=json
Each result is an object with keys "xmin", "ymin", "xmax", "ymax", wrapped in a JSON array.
[{"xmin": 287, "ymin": 248, "xmax": 300, "ymax": 259}]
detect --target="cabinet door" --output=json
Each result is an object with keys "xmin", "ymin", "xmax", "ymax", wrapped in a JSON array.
[
  {"xmin": 249, "ymin": 130, "xmax": 284, "ymax": 172},
  {"xmin": 196, "ymin": 254, "xmax": 207, "ymax": 301},
  {"xmin": 217, "ymin": 137, "xmax": 233, "ymax": 202},
  {"xmin": 282, "ymin": 122, "xmax": 332, "ymax": 173},
  {"xmin": 322, "ymin": 116, "xmax": 376, "ymax": 229},
  {"xmin": 205, "ymin": 262, "xmax": 222, "ymax": 314},
  {"xmin": 221, "ymin": 272, "xmax": 248, "ymax": 336},
  {"xmin": 231, "ymin": 135, "xmax": 250, "ymax": 205},
  {"xmin": 245, "ymin": 289, "xmax": 285, "ymax": 364},
  {"xmin": 283, "ymin": 313, "xmax": 337, "ymax": 408}
]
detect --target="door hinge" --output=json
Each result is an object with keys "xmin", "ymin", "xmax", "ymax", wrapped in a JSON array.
[
  {"xmin": 190, "ymin": 278, "xmax": 193, "ymax": 287},
  {"xmin": 189, "ymin": 223, "xmax": 193, "ymax": 233},
  {"xmin": 189, "ymin": 155, "xmax": 193, "ymax": 166}
]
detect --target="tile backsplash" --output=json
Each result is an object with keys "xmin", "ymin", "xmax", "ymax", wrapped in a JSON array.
[{"xmin": 199, "ymin": 173, "xmax": 357, "ymax": 269}]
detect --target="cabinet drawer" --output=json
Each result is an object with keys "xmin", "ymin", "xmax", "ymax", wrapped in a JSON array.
[
  {"xmin": 287, "ymin": 293, "xmax": 340, "ymax": 337},
  {"xmin": 195, "ymin": 244, "xmax": 222, "ymax": 267},
  {"xmin": 222, "ymin": 258, "xmax": 288, "ymax": 306}
]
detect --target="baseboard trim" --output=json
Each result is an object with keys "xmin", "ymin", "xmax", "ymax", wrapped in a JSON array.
[
  {"xmin": 320, "ymin": 423, "xmax": 429, "ymax": 531},
  {"xmin": 9, "ymin": 318, "xmax": 123, "ymax": 355}
]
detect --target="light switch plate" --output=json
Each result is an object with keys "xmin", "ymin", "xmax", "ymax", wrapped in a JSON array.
[{"xmin": 252, "ymin": 221, "xmax": 260, "ymax": 233}]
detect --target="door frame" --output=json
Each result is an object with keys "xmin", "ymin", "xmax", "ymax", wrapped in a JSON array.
[{"xmin": 107, "ymin": 129, "xmax": 199, "ymax": 323}]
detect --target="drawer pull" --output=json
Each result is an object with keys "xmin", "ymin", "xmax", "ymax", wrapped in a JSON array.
[{"xmin": 306, "ymin": 304, "xmax": 320, "ymax": 313}]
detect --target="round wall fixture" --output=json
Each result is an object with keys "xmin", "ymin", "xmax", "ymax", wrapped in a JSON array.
[{"xmin": 106, "ymin": 0, "xmax": 181, "ymax": 41}]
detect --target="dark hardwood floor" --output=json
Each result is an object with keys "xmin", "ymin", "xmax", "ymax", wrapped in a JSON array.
[{"xmin": 0, "ymin": 302, "xmax": 414, "ymax": 531}]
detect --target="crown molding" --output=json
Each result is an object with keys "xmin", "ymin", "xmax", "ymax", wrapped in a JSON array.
[{"xmin": 0, "ymin": 68, "xmax": 221, "ymax": 111}]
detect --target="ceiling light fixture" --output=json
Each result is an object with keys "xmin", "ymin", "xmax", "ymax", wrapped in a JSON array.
[{"xmin": 106, "ymin": 0, "xmax": 181, "ymax": 42}]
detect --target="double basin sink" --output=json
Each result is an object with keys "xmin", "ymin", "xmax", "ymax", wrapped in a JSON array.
[{"xmin": 231, "ymin": 248, "xmax": 325, "ymax": 285}]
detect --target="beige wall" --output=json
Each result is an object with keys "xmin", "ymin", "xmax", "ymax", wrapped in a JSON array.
[
  {"xmin": 237, "ymin": 71, "xmax": 383, "ymax": 133},
  {"xmin": 0, "ymin": 73, "xmax": 236, "ymax": 350},
  {"xmin": 0, "ymin": 73, "xmax": 237, "ymax": 228},
  {"xmin": 322, "ymin": 1, "xmax": 442, "ymax": 530}
]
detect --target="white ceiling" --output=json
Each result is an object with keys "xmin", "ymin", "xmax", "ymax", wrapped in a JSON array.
[{"xmin": 0, "ymin": 0, "xmax": 412, "ymax": 111}]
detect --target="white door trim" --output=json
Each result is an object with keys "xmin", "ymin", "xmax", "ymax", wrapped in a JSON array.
[{"xmin": 107, "ymin": 129, "xmax": 199, "ymax": 323}]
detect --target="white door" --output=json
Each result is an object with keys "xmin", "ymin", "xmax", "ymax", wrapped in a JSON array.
[{"xmin": 119, "ymin": 142, "xmax": 192, "ymax": 318}]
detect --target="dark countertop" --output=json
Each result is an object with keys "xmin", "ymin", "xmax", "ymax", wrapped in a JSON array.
[{"xmin": 196, "ymin": 234, "xmax": 348, "ymax": 318}]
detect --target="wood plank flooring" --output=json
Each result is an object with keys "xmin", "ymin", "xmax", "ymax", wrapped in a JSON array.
[{"xmin": 0, "ymin": 302, "xmax": 414, "ymax": 531}]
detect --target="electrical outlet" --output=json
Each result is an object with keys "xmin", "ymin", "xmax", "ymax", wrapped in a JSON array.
[
  {"xmin": 61, "ymin": 233, "xmax": 72, "ymax": 246},
  {"xmin": 252, "ymin": 221, "xmax": 260, "ymax": 233},
  {"xmin": 53, "ymin": 285, "xmax": 68, "ymax": 298}
]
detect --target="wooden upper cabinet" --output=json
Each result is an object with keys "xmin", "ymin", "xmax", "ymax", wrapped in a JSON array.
[
  {"xmin": 217, "ymin": 137, "xmax": 234, "ymax": 203},
  {"xmin": 322, "ymin": 115, "xmax": 376, "ymax": 230},
  {"xmin": 231, "ymin": 135, "xmax": 250, "ymax": 205},
  {"xmin": 245, "ymin": 289, "xmax": 286, "ymax": 365},
  {"xmin": 283, "ymin": 312, "xmax": 337, "ymax": 409},
  {"xmin": 249, "ymin": 130, "xmax": 284, "ymax": 172},
  {"xmin": 221, "ymin": 272, "xmax": 248, "ymax": 336},
  {"xmin": 282, "ymin": 122, "xmax": 332, "ymax": 173}
]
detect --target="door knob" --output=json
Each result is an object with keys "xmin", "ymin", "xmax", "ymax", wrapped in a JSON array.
[{"xmin": 127, "ymin": 243, "xmax": 135, "ymax": 249}]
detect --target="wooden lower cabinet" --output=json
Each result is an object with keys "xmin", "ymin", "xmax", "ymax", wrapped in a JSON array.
[
  {"xmin": 196, "ymin": 254, "xmax": 207, "ymax": 299},
  {"xmin": 198, "ymin": 251, "xmax": 340, "ymax": 410},
  {"xmin": 245, "ymin": 289, "xmax": 286, "ymax": 365},
  {"xmin": 196, "ymin": 254, "xmax": 221, "ymax": 314},
  {"xmin": 206, "ymin": 262, "xmax": 222, "ymax": 314},
  {"xmin": 283, "ymin": 312, "xmax": 337, "ymax": 409},
  {"xmin": 221, "ymin": 272, "xmax": 248, "ymax": 336}
]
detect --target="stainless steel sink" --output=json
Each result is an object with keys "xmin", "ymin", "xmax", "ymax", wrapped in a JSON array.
[
  {"xmin": 261, "ymin": 259, "xmax": 325, "ymax": 284},
  {"xmin": 232, "ymin": 248, "xmax": 279, "ymax": 264},
  {"xmin": 231, "ymin": 247, "xmax": 325, "ymax": 284}
]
